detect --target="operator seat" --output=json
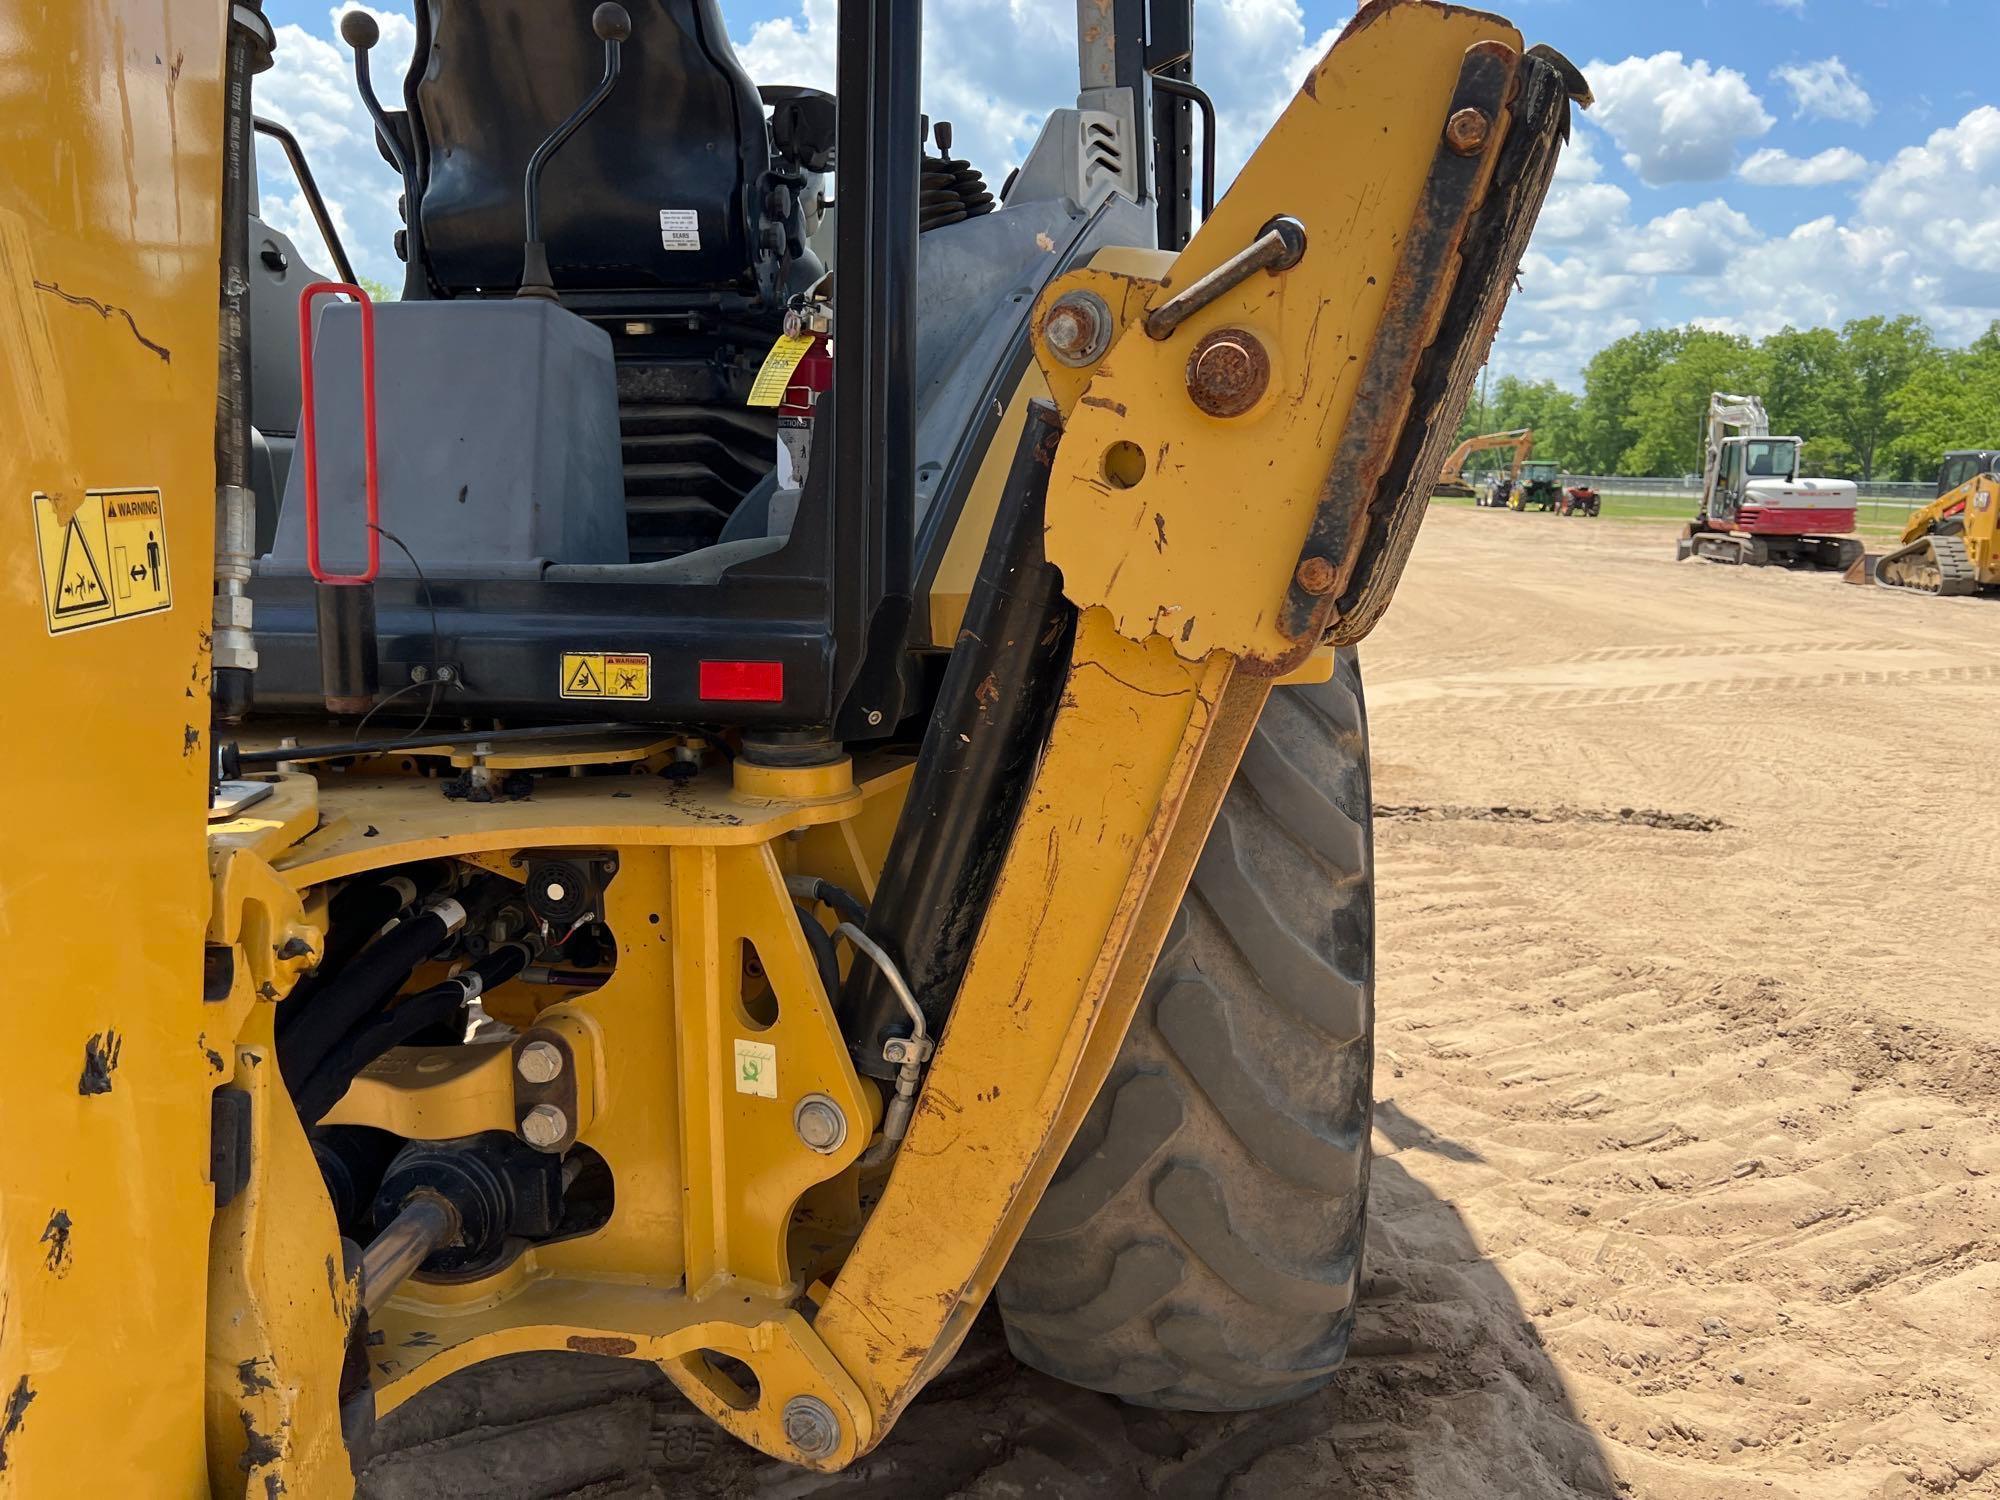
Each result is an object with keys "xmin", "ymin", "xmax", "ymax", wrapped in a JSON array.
[{"xmin": 397, "ymin": 0, "xmax": 777, "ymax": 298}]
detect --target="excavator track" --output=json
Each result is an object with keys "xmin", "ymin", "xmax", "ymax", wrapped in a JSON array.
[{"xmin": 1874, "ymin": 534, "xmax": 1981, "ymax": 596}]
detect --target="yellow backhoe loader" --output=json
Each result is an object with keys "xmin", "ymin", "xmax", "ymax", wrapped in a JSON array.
[
  {"xmin": 1432, "ymin": 425, "xmax": 1534, "ymax": 500},
  {"xmin": 0, "ymin": 1, "xmax": 1583, "ymax": 1491},
  {"xmin": 1851, "ymin": 448, "xmax": 2000, "ymax": 595}
]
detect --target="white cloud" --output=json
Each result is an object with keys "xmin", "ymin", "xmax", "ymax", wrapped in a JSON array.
[
  {"xmin": 257, "ymin": 6, "xmax": 416, "ymax": 286},
  {"xmin": 1858, "ymin": 105, "xmax": 2000, "ymax": 285},
  {"xmin": 1627, "ymin": 200, "xmax": 1760, "ymax": 276},
  {"xmin": 1586, "ymin": 52, "xmax": 1774, "ymax": 187},
  {"xmin": 1534, "ymin": 126, "xmax": 1631, "ymax": 245},
  {"xmin": 1771, "ymin": 56, "xmax": 1875, "ymax": 125},
  {"xmin": 1764, "ymin": 0, "xmax": 1806, "ymax": 12},
  {"xmin": 1738, "ymin": 146, "xmax": 1870, "ymax": 186}
]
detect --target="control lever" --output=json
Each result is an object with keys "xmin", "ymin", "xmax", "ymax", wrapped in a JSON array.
[
  {"xmin": 517, "ymin": 3, "xmax": 632, "ymax": 300},
  {"xmin": 338, "ymin": 11, "xmax": 425, "ymax": 276}
]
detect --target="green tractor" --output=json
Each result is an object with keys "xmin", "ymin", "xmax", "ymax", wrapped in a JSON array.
[{"xmin": 1508, "ymin": 458, "xmax": 1563, "ymax": 511}]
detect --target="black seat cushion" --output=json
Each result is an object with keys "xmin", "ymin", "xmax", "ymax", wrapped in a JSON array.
[{"xmin": 410, "ymin": 0, "xmax": 769, "ymax": 295}]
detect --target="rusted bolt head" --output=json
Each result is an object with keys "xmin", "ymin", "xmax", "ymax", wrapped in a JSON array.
[
  {"xmin": 783, "ymin": 1395, "xmax": 842, "ymax": 1460},
  {"xmin": 1295, "ymin": 556, "xmax": 1337, "ymax": 595},
  {"xmin": 1042, "ymin": 290, "xmax": 1113, "ymax": 367},
  {"xmin": 517, "ymin": 1039, "xmax": 564, "ymax": 1085},
  {"xmin": 1185, "ymin": 327, "xmax": 1270, "ymax": 418},
  {"xmin": 1445, "ymin": 107, "xmax": 1490, "ymax": 156},
  {"xmin": 520, "ymin": 1102, "xmax": 568, "ymax": 1149}
]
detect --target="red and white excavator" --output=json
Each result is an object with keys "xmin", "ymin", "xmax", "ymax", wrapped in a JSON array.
[{"xmin": 1677, "ymin": 392, "xmax": 1863, "ymax": 569}]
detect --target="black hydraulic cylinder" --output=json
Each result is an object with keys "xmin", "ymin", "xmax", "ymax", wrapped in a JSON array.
[
  {"xmin": 316, "ymin": 582, "xmax": 380, "ymax": 715},
  {"xmin": 838, "ymin": 401, "xmax": 1074, "ymax": 1078}
]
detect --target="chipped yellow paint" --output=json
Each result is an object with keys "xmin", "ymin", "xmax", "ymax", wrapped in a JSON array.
[
  {"xmin": 0, "ymin": 0, "xmax": 230, "ymax": 1487},
  {"xmin": 1037, "ymin": 2, "xmax": 1525, "ymax": 671}
]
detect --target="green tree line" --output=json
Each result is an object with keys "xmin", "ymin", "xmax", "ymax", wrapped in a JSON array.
[{"xmin": 1456, "ymin": 316, "xmax": 2000, "ymax": 482}]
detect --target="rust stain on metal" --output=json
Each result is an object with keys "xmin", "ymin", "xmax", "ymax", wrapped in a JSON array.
[
  {"xmin": 1078, "ymin": 394, "xmax": 1127, "ymax": 418},
  {"xmin": 566, "ymin": 1335, "xmax": 638, "ymax": 1357},
  {"xmin": 1184, "ymin": 327, "xmax": 1270, "ymax": 418},
  {"xmin": 1272, "ymin": 39, "xmax": 1528, "ymax": 662}
]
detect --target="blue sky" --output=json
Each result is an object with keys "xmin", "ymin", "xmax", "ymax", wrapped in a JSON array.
[{"xmin": 255, "ymin": 0, "xmax": 2000, "ymax": 389}]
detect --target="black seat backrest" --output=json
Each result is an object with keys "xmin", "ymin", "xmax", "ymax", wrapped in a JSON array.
[{"xmin": 408, "ymin": 0, "xmax": 769, "ymax": 296}]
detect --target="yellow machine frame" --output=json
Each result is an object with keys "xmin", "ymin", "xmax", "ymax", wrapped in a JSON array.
[{"xmin": 1, "ymin": 1, "xmax": 1575, "ymax": 1490}]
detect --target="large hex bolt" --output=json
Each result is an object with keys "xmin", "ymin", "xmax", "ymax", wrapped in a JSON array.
[
  {"xmin": 1445, "ymin": 107, "xmax": 1490, "ymax": 156},
  {"xmin": 782, "ymin": 1395, "xmax": 842, "ymax": 1461},
  {"xmin": 519, "ymin": 1102, "xmax": 569, "ymax": 1150},
  {"xmin": 1041, "ymin": 290, "xmax": 1114, "ymax": 368},
  {"xmin": 792, "ymin": 1094, "xmax": 848, "ymax": 1154},
  {"xmin": 517, "ymin": 1039, "xmax": 564, "ymax": 1085},
  {"xmin": 1185, "ymin": 327, "xmax": 1271, "ymax": 418}
]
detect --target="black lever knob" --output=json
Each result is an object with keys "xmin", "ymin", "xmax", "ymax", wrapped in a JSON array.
[
  {"xmin": 338, "ymin": 9, "xmax": 379, "ymax": 49},
  {"xmin": 592, "ymin": 3, "xmax": 631, "ymax": 42}
]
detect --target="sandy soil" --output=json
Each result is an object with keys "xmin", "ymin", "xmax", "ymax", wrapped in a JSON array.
[
  {"xmin": 867, "ymin": 508, "xmax": 2000, "ymax": 1498},
  {"xmin": 369, "ymin": 509, "xmax": 2000, "ymax": 1499}
]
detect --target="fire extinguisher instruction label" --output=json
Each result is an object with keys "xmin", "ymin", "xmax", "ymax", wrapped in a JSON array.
[
  {"xmin": 747, "ymin": 333, "xmax": 817, "ymax": 408},
  {"xmin": 659, "ymin": 209, "xmax": 701, "ymax": 251},
  {"xmin": 30, "ymin": 487, "xmax": 172, "ymax": 635}
]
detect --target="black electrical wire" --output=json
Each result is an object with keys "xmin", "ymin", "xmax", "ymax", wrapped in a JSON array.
[{"xmin": 352, "ymin": 523, "xmax": 446, "ymax": 744}]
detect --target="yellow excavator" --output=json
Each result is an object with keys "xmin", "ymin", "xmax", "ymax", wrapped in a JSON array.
[
  {"xmin": 1855, "ymin": 449, "xmax": 2000, "ymax": 595},
  {"xmin": 0, "ymin": 1, "xmax": 1583, "ymax": 1491},
  {"xmin": 1433, "ymin": 426, "xmax": 1534, "ymax": 500}
]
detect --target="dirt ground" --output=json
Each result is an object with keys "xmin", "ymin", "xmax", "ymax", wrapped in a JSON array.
[
  {"xmin": 857, "ymin": 508, "xmax": 2000, "ymax": 1498},
  {"xmin": 368, "ymin": 508, "xmax": 2000, "ymax": 1499}
]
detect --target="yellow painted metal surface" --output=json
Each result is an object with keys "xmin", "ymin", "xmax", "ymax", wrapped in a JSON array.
[
  {"xmin": 1038, "ymin": 2, "xmax": 1524, "ymax": 671},
  {"xmin": 816, "ymin": 610, "xmax": 1245, "ymax": 1429},
  {"xmin": 1900, "ymin": 472, "xmax": 2000, "ymax": 583},
  {"xmin": 0, "ymin": 0, "xmax": 229, "ymax": 1488}
]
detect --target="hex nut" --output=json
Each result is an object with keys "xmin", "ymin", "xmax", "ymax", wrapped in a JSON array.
[
  {"xmin": 793, "ymin": 1094, "xmax": 848, "ymax": 1154},
  {"xmin": 1445, "ymin": 107, "xmax": 1490, "ymax": 156},
  {"xmin": 782, "ymin": 1395, "xmax": 842, "ymax": 1460},
  {"xmin": 520, "ymin": 1102, "xmax": 569, "ymax": 1149},
  {"xmin": 517, "ymin": 1039, "xmax": 564, "ymax": 1085}
]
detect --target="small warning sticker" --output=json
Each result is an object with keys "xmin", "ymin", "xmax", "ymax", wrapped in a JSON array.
[
  {"xmin": 748, "ymin": 333, "xmax": 817, "ymax": 408},
  {"xmin": 733, "ymin": 1038, "xmax": 777, "ymax": 1099},
  {"xmin": 659, "ymin": 209, "xmax": 701, "ymax": 251},
  {"xmin": 32, "ymin": 488, "xmax": 173, "ymax": 635},
  {"xmin": 560, "ymin": 651, "xmax": 651, "ymax": 701}
]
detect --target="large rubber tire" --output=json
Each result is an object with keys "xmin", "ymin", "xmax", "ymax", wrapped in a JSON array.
[{"xmin": 993, "ymin": 652, "xmax": 1374, "ymax": 1411}]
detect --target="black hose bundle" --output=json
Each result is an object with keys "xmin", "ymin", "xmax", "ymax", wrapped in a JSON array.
[{"xmin": 292, "ymin": 939, "xmax": 536, "ymax": 1126}]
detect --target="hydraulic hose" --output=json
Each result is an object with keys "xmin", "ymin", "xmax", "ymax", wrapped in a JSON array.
[
  {"xmin": 836, "ymin": 403, "xmax": 1074, "ymax": 1078},
  {"xmin": 277, "ymin": 898, "xmax": 469, "ymax": 1090},
  {"xmin": 278, "ymin": 864, "xmax": 450, "ymax": 1041},
  {"xmin": 292, "ymin": 939, "xmax": 536, "ymax": 1126},
  {"xmin": 794, "ymin": 902, "xmax": 841, "ymax": 1001}
]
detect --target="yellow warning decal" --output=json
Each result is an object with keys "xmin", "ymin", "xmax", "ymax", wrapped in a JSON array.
[
  {"xmin": 32, "ymin": 488, "xmax": 173, "ymax": 635},
  {"xmin": 560, "ymin": 651, "xmax": 651, "ymax": 700},
  {"xmin": 746, "ymin": 332, "xmax": 816, "ymax": 408}
]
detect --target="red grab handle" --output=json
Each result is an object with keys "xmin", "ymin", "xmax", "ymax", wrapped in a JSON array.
[{"xmin": 297, "ymin": 281, "xmax": 381, "ymax": 585}]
